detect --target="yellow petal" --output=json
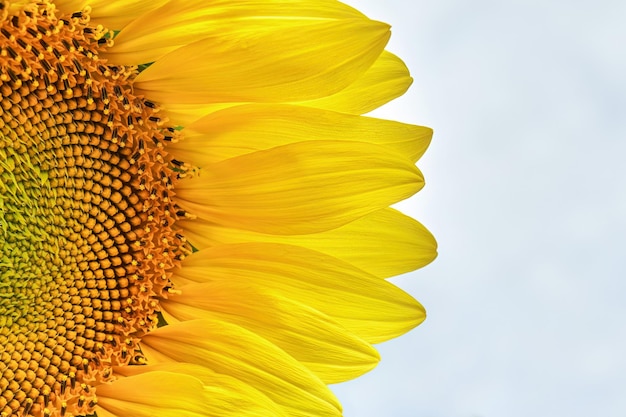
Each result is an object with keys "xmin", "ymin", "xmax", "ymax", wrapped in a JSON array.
[
  {"xmin": 172, "ymin": 243, "xmax": 425, "ymax": 343},
  {"xmin": 179, "ymin": 208, "xmax": 437, "ymax": 278},
  {"xmin": 162, "ymin": 103, "xmax": 236, "ymax": 127},
  {"xmin": 159, "ymin": 50, "xmax": 412, "ymax": 125},
  {"xmin": 96, "ymin": 371, "xmax": 209, "ymax": 417},
  {"xmin": 300, "ymin": 50, "xmax": 413, "ymax": 114},
  {"xmin": 54, "ymin": 0, "xmax": 169, "ymax": 30},
  {"xmin": 170, "ymin": 104, "xmax": 432, "ymax": 166},
  {"xmin": 161, "ymin": 281, "xmax": 380, "ymax": 383},
  {"xmin": 175, "ymin": 141, "xmax": 423, "ymax": 235},
  {"xmin": 141, "ymin": 319, "xmax": 342, "ymax": 417},
  {"xmin": 105, "ymin": 0, "xmax": 366, "ymax": 65},
  {"xmin": 133, "ymin": 19, "xmax": 390, "ymax": 105},
  {"xmin": 113, "ymin": 364, "xmax": 286, "ymax": 417}
]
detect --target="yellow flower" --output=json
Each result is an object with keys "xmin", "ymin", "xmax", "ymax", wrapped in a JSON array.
[{"xmin": 0, "ymin": 0, "xmax": 436, "ymax": 416}]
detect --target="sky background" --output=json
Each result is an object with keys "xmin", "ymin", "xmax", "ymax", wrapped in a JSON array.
[{"xmin": 332, "ymin": 1, "xmax": 626, "ymax": 416}]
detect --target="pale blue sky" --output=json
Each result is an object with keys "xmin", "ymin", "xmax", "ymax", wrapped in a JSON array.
[{"xmin": 333, "ymin": 1, "xmax": 626, "ymax": 416}]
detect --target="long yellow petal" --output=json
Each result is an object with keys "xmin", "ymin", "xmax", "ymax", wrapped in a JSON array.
[
  {"xmin": 133, "ymin": 19, "xmax": 390, "ymax": 105},
  {"xmin": 169, "ymin": 104, "xmax": 431, "ymax": 166},
  {"xmin": 175, "ymin": 141, "xmax": 422, "ymax": 235},
  {"xmin": 179, "ymin": 208, "xmax": 437, "ymax": 278},
  {"xmin": 113, "ymin": 364, "xmax": 286, "ymax": 417},
  {"xmin": 54, "ymin": 0, "xmax": 169, "ymax": 30},
  {"xmin": 96, "ymin": 371, "xmax": 209, "ymax": 417},
  {"xmin": 105, "ymin": 0, "xmax": 366, "ymax": 65},
  {"xmin": 300, "ymin": 50, "xmax": 413, "ymax": 114},
  {"xmin": 141, "ymin": 319, "xmax": 342, "ymax": 417},
  {"xmin": 161, "ymin": 281, "xmax": 380, "ymax": 383},
  {"xmin": 159, "ymin": 49, "xmax": 413, "ymax": 125},
  {"xmin": 171, "ymin": 243, "xmax": 425, "ymax": 343}
]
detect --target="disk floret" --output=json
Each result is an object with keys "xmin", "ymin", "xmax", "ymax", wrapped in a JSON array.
[{"xmin": 0, "ymin": 2, "xmax": 187, "ymax": 416}]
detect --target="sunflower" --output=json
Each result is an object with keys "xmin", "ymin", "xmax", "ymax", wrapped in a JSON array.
[{"xmin": 0, "ymin": 0, "xmax": 436, "ymax": 416}]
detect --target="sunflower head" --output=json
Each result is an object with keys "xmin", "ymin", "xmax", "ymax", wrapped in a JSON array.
[
  {"xmin": 0, "ymin": 2, "xmax": 189, "ymax": 415},
  {"xmin": 0, "ymin": 1, "xmax": 436, "ymax": 416}
]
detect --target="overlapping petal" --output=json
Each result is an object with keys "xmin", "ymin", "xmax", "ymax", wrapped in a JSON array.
[
  {"xmin": 96, "ymin": 371, "xmax": 211, "ymax": 417},
  {"xmin": 170, "ymin": 243, "xmax": 426, "ymax": 343},
  {"xmin": 133, "ymin": 19, "xmax": 390, "ymax": 105},
  {"xmin": 168, "ymin": 104, "xmax": 431, "ymax": 166},
  {"xmin": 105, "ymin": 0, "xmax": 366, "ymax": 65},
  {"xmin": 175, "ymin": 140, "xmax": 423, "ymax": 234},
  {"xmin": 300, "ymin": 50, "xmax": 414, "ymax": 114},
  {"xmin": 179, "ymin": 208, "xmax": 437, "ymax": 278},
  {"xmin": 160, "ymin": 49, "xmax": 414, "ymax": 125},
  {"xmin": 141, "ymin": 319, "xmax": 342, "ymax": 417},
  {"xmin": 161, "ymin": 281, "xmax": 380, "ymax": 383},
  {"xmin": 110, "ymin": 364, "xmax": 287, "ymax": 417}
]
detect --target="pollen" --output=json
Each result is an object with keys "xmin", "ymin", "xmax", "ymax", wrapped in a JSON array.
[{"xmin": 0, "ymin": 2, "xmax": 187, "ymax": 416}]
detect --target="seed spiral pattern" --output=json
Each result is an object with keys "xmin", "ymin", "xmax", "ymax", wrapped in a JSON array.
[{"xmin": 0, "ymin": 2, "xmax": 188, "ymax": 416}]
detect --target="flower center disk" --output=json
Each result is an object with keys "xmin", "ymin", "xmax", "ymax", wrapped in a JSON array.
[{"xmin": 0, "ymin": 2, "xmax": 186, "ymax": 416}]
